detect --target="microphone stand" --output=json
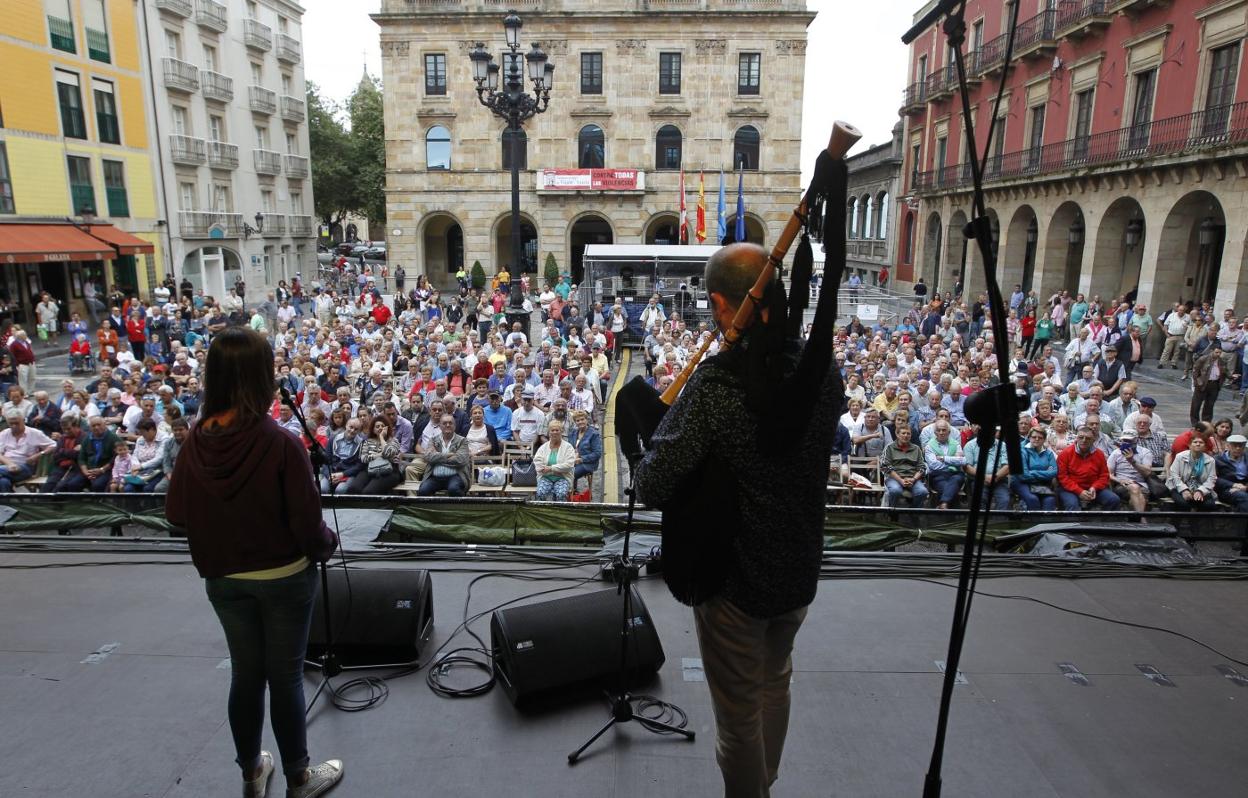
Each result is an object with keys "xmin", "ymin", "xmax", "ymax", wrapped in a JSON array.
[
  {"xmin": 902, "ymin": 3, "xmax": 1027, "ymax": 797},
  {"xmin": 279, "ymin": 384, "xmax": 343, "ymax": 710}
]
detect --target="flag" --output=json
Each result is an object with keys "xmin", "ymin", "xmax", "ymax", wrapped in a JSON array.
[
  {"xmin": 696, "ymin": 171, "xmax": 707, "ymax": 243},
  {"xmin": 717, "ymin": 171, "xmax": 727, "ymax": 243},
  {"xmin": 735, "ymin": 170, "xmax": 746, "ymax": 242},
  {"xmin": 678, "ymin": 167, "xmax": 689, "ymax": 244}
]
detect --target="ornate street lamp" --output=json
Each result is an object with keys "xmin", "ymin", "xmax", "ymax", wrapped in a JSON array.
[{"xmin": 468, "ymin": 10, "xmax": 554, "ymax": 310}]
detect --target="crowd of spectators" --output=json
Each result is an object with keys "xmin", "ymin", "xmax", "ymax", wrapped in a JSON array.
[{"xmin": 0, "ymin": 266, "xmax": 610, "ymax": 500}]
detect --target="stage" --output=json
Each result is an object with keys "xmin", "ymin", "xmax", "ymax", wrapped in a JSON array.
[{"xmin": 1, "ymin": 540, "xmax": 1247, "ymax": 798}]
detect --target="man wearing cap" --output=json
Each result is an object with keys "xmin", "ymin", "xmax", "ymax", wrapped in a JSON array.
[
  {"xmin": 1215, "ymin": 434, "xmax": 1248, "ymax": 512},
  {"xmin": 483, "ymin": 390, "xmax": 513, "ymax": 442},
  {"xmin": 1106, "ymin": 429, "xmax": 1153, "ymax": 511},
  {"xmin": 511, "ymin": 389, "xmax": 544, "ymax": 448},
  {"xmin": 1123, "ymin": 395, "xmax": 1166, "ymax": 438},
  {"xmin": 0, "ymin": 409, "xmax": 56, "ymax": 492}
]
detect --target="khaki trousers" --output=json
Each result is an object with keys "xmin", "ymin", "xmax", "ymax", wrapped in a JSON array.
[{"xmin": 693, "ymin": 596, "xmax": 808, "ymax": 798}]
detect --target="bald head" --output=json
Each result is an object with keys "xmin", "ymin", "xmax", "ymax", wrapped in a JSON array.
[{"xmin": 705, "ymin": 243, "xmax": 768, "ymax": 308}]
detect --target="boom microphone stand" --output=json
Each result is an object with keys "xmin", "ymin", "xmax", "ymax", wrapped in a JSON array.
[
  {"xmin": 279, "ymin": 385, "xmax": 343, "ymax": 709},
  {"xmin": 567, "ymin": 466, "xmax": 695, "ymax": 764},
  {"xmin": 903, "ymin": 3, "xmax": 1026, "ymax": 796}
]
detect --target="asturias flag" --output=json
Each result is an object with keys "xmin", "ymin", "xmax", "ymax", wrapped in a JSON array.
[
  {"xmin": 696, "ymin": 171, "xmax": 707, "ymax": 243},
  {"xmin": 679, "ymin": 167, "xmax": 689, "ymax": 244},
  {"xmin": 717, "ymin": 171, "xmax": 727, "ymax": 243},
  {"xmin": 735, "ymin": 170, "xmax": 746, "ymax": 242}
]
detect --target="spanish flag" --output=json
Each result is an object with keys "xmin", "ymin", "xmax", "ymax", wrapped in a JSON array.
[{"xmin": 695, "ymin": 171, "xmax": 706, "ymax": 243}]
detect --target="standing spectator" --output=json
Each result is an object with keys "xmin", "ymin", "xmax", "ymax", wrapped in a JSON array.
[
  {"xmin": 125, "ymin": 310, "xmax": 147, "ymax": 361},
  {"xmin": 913, "ymin": 277, "xmax": 928, "ymax": 302},
  {"xmin": 1056, "ymin": 425, "xmax": 1121, "ymax": 510},
  {"xmin": 881, "ymin": 425, "xmax": 927, "ymax": 508},
  {"xmin": 1166, "ymin": 433, "xmax": 1218, "ymax": 511},
  {"xmin": 923, "ymin": 420, "xmax": 965, "ymax": 509},
  {"xmin": 1159, "ymin": 304, "xmax": 1189, "ymax": 369},
  {"xmin": 1191, "ymin": 341, "xmax": 1225, "ymax": 425},
  {"xmin": 1214, "ymin": 433, "xmax": 1248, "ymax": 512},
  {"xmin": 9, "ymin": 328, "xmax": 36, "ymax": 395},
  {"xmin": 35, "ymin": 292, "xmax": 60, "ymax": 346},
  {"xmin": 1011, "ymin": 426, "xmax": 1058, "ymax": 510}
]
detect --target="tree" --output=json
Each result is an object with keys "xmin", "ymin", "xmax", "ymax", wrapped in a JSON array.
[
  {"xmin": 347, "ymin": 72, "xmax": 386, "ymax": 230},
  {"xmin": 308, "ymin": 82, "xmax": 355, "ymax": 238},
  {"xmin": 543, "ymin": 253, "xmax": 559, "ymax": 288},
  {"xmin": 308, "ymin": 74, "xmax": 387, "ymax": 239},
  {"xmin": 471, "ymin": 260, "xmax": 486, "ymax": 291}
]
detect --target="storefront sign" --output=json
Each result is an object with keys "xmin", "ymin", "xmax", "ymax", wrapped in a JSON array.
[{"xmin": 536, "ymin": 169, "xmax": 645, "ymax": 191}]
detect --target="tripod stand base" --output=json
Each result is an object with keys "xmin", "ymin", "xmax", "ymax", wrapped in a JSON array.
[{"xmin": 567, "ymin": 693, "xmax": 696, "ymax": 764}]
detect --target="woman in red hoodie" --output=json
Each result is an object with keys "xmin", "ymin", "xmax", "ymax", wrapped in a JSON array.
[{"xmin": 166, "ymin": 327, "xmax": 343, "ymax": 798}]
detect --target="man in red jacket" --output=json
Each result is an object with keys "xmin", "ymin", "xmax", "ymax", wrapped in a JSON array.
[
  {"xmin": 1056, "ymin": 425, "xmax": 1122, "ymax": 510},
  {"xmin": 8, "ymin": 327, "xmax": 36, "ymax": 394}
]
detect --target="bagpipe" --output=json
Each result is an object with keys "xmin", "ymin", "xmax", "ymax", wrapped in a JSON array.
[{"xmin": 618, "ymin": 121, "xmax": 861, "ymax": 606}]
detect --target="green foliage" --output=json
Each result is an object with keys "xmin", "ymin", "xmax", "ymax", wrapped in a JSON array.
[
  {"xmin": 307, "ymin": 82, "xmax": 353, "ymax": 232},
  {"xmin": 347, "ymin": 73, "xmax": 386, "ymax": 229},
  {"xmin": 471, "ymin": 260, "xmax": 486, "ymax": 290},
  {"xmin": 307, "ymin": 75, "xmax": 387, "ymax": 235},
  {"xmin": 543, "ymin": 253, "xmax": 559, "ymax": 288}
]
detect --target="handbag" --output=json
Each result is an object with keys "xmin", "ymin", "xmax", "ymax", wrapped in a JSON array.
[
  {"xmin": 510, "ymin": 459, "xmax": 537, "ymax": 487},
  {"xmin": 571, "ymin": 488, "xmax": 592, "ymax": 503},
  {"xmin": 367, "ymin": 456, "xmax": 393, "ymax": 477}
]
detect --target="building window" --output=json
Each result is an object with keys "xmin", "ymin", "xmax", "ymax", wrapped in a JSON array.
[
  {"xmin": 655, "ymin": 125, "xmax": 682, "ymax": 170},
  {"xmin": 84, "ymin": 0, "xmax": 109, "ymax": 62},
  {"xmin": 103, "ymin": 159, "xmax": 128, "ymax": 217},
  {"xmin": 1071, "ymin": 88, "xmax": 1093, "ymax": 160},
  {"xmin": 67, "ymin": 155, "xmax": 94, "ymax": 215},
  {"xmin": 578, "ymin": 124, "xmax": 605, "ymax": 168},
  {"xmin": 987, "ymin": 116, "xmax": 1005, "ymax": 176},
  {"xmin": 876, "ymin": 192, "xmax": 889, "ymax": 239},
  {"xmin": 425, "ymin": 53, "xmax": 447, "ymax": 96},
  {"xmin": 910, "ymin": 142, "xmax": 921, "ymax": 185},
  {"xmin": 290, "ymin": 191, "xmax": 302, "ymax": 213},
  {"xmin": 93, "ymin": 79, "xmax": 120, "ymax": 144},
  {"xmin": 659, "ymin": 52, "xmax": 681, "ymax": 95},
  {"xmin": 733, "ymin": 125, "xmax": 759, "ymax": 170},
  {"xmin": 1203, "ymin": 42, "xmax": 1240, "ymax": 137},
  {"xmin": 426, "ymin": 125, "xmax": 451, "ymax": 170},
  {"xmin": 209, "ymin": 114, "xmax": 225, "ymax": 142},
  {"xmin": 501, "ymin": 128, "xmax": 527, "ymax": 170},
  {"xmin": 1027, "ymin": 105, "xmax": 1045, "ymax": 168},
  {"xmin": 738, "ymin": 53, "xmax": 761, "ymax": 95},
  {"xmin": 0, "ymin": 143, "xmax": 14, "ymax": 213},
  {"xmin": 179, "ymin": 181, "xmax": 197, "ymax": 211},
  {"xmin": 46, "ymin": 0, "xmax": 75, "ymax": 53},
  {"xmin": 1128, "ymin": 68, "xmax": 1156, "ymax": 149},
  {"xmin": 903, "ymin": 214, "xmax": 915, "ymax": 263},
  {"xmin": 211, "ymin": 183, "xmax": 231, "ymax": 212},
  {"xmin": 56, "ymin": 71, "xmax": 87, "ymax": 139},
  {"xmin": 581, "ymin": 52, "xmax": 603, "ymax": 94},
  {"xmin": 935, "ymin": 136, "xmax": 948, "ymax": 183}
]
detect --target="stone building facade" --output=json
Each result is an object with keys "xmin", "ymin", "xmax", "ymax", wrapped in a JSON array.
[
  {"xmin": 373, "ymin": 0, "xmax": 814, "ymax": 291},
  {"xmin": 845, "ymin": 122, "xmax": 903, "ymax": 286},
  {"xmin": 897, "ymin": 0, "xmax": 1248, "ymax": 317}
]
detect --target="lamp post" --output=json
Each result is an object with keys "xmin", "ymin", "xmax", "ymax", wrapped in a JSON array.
[{"xmin": 469, "ymin": 10, "xmax": 554, "ymax": 310}]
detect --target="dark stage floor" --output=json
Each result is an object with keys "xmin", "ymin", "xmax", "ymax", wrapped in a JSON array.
[{"xmin": 2, "ymin": 542, "xmax": 1247, "ymax": 798}]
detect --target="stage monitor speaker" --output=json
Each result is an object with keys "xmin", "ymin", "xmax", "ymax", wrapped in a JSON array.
[
  {"xmin": 491, "ymin": 586, "xmax": 665, "ymax": 707},
  {"xmin": 307, "ymin": 567, "xmax": 433, "ymax": 667}
]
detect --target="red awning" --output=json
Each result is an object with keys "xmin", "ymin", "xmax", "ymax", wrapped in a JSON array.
[
  {"xmin": 0, "ymin": 223, "xmax": 118, "ymax": 264},
  {"xmin": 87, "ymin": 225, "xmax": 156, "ymax": 256}
]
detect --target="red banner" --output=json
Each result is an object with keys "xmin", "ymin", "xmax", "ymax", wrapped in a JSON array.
[{"xmin": 536, "ymin": 169, "xmax": 645, "ymax": 191}]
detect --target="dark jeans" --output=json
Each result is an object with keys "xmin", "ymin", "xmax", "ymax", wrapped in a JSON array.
[
  {"xmin": 1169, "ymin": 487, "xmax": 1217, "ymax": 511},
  {"xmin": 1217, "ymin": 488, "xmax": 1248, "ymax": 513},
  {"xmin": 1011, "ymin": 480, "xmax": 1057, "ymax": 511},
  {"xmin": 418, "ymin": 473, "xmax": 466, "ymax": 496},
  {"xmin": 206, "ymin": 565, "xmax": 317, "ymax": 782},
  {"xmin": 0, "ymin": 462, "xmax": 33, "ymax": 493},
  {"xmin": 928, "ymin": 470, "xmax": 964, "ymax": 506},
  {"xmin": 1190, "ymin": 380, "xmax": 1221, "ymax": 426},
  {"xmin": 56, "ymin": 470, "xmax": 112, "ymax": 492},
  {"xmin": 41, "ymin": 465, "xmax": 74, "ymax": 493},
  {"xmin": 1057, "ymin": 487, "xmax": 1121, "ymax": 510},
  {"xmin": 130, "ymin": 340, "xmax": 145, "ymax": 360},
  {"xmin": 347, "ymin": 468, "xmax": 403, "ymax": 495}
]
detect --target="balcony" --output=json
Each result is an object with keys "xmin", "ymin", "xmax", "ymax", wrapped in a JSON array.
[
  {"xmin": 978, "ymin": 32, "xmax": 1007, "ymax": 76},
  {"xmin": 169, "ymin": 135, "xmax": 206, "ymax": 166},
  {"xmin": 155, "ymin": 0, "xmax": 193, "ymax": 17},
  {"xmin": 1014, "ymin": 9, "xmax": 1058, "ymax": 60},
  {"xmin": 195, "ymin": 0, "xmax": 228, "ymax": 32},
  {"xmin": 254, "ymin": 149, "xmax": 283, "ymax": 175},
  {"xmin": 162, "ymin": 57, "xmax": 199, "ymax": 93},
  {"xmin": 180, "ymin": 210, "xmax": 243, "ymax": 238},
  {"xmin": 1106, "ymin": 0, "xmax": 1166, "ymax": 14},
  {"xmin": 276, "ymin": 33, "xmax": 301, "ymax": 64},
  {"xmin": 1055, "ymin": 0, "xmax": 1112, "ymax": 40},
  {"xmin": 280, "ymin": 95, "xmax": 305, "ymax": 123},
  {"xmin": 284, "ymin": 154, "xmax": 309, "ymax": 178},
  {"xmin": 911, "ymin": 101, "xmax": 1248, "ymax": 195},
  {"xmin": 207, "ymin": 140, "xmax": 239, "ymax": 170},
  {"xmin": 243, "ymin": 18, "xmax": 272, "ymax": 51},
  {"xmin": 258, "ymin": 213, "xmax": 286, "ymax": 237},
  {"xmin": 926, "ymin": 66, "xmax": 955, "ymax": 101},
  {"xmin": 901, "ymin": 80, "xmax": 928, "ymax": 115},
  {"xmin": 201, "ymin": 70, "xmax": 233, "ymax": 102},
  {"xmin": 248, "ymin": 85, "xmax": 277, "ymax": 115},
  {"xmin": 289, "ymin": 215, "xmax": 315, "ymax": 236}
]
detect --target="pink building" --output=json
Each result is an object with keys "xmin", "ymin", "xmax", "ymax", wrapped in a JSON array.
[{"xmin": 896, "ymin": 0, "xmax": 1247, "ymax": 315}]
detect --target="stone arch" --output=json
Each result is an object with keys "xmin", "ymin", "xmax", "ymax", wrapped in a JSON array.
[
  {"xmin": 182, "ymin": 245, "xmax": 242, "ymax": 299},
  {"xmin": 568, "ymin": 212, "xmax": 615, "ymax": 284},
  {"xmin": 1088, "ymin": 196, "xmax": 1146, "ymax": 303},
  {"xmin": 420, "ymin": 212, "xmax": 465, "ymax": 286},
  {"xmin": 940, "ymin": 209, "xmax": 968, "ymax": 295},
  {"xmin": 875, "ymin": 191, "xmax": 890, "ymax": 239},
  {"xmin": 1003, "ymin": 205, "xmax": 1039, "ymax": 295},
  {"xmin": 1154, "ymin": 190, "xmax": 1226, "ymax": 308},
  {"xmin": 643, "ymin": 212, "xmax": 682, "ymax": 245},
  {"xmin": 491, "ymin": 211, "xmax": 540, "ymax": 279},
  {"xmin": 923, "ymin": 211, "xmax": 943, "ymax": 290},
  {"xmin": 861, "ymin": 194, "xmax": 874, "ymax": 241},
  {"xmin": 848, "ymin": 197, "xmax": 860, "ymax": 239},
  {"xmin": 1041, "ymin": 201, "xmax": 1085, "ymax": 302},
  {"xmin": 723, "ymin": 212, "xmax": 767, "ymax": 247},
  {"xmin": 965, "ymin": 208, "xmax": 1000, "ymax": 296}
]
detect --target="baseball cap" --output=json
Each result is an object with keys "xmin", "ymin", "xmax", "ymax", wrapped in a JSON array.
[
  {"xmin": 1119, "ymin": 429, "xmax": 1137, "ymax": 440},
  {"xmin": 488, "ymin": 389, "xmax": 501, "ymax": 397},
  {"xmin": 1139, "ymin": 396, "xmax": 1157, "ymax": 407},
  {"xmin": 521, "ymin": 388, "xmax": 535, "ymax": 399}
]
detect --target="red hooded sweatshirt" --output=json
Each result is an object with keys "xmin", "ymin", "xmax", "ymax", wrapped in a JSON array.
[{"xmin": 165, "ymin": 414, "xmax": 336, "ymax": 578}]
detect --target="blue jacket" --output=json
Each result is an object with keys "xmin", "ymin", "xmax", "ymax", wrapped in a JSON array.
[
  {"xmin": 1017, "ymin": 444, "xmax": 1057, "ymax": 484},
  {"xmin": 568, "ymin": 425, "xmax": 603, "ymax": 469}
]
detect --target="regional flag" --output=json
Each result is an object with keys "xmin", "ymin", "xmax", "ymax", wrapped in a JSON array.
[
  {"xmin": 679, "ymin": 167, "xmax": 689, "ymax": 244},
  {"xmin": 696, "ymin": 171, "xmax": 707, "ymax": 243}
]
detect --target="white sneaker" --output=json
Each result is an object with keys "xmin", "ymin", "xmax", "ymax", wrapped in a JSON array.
[
  {"xmin": 286, "ymin": 760, "xmax": 344, "ymax": 798},
  {"xmin": 243, "ymin": 751, "xmax": 274, "ymax": 798}
]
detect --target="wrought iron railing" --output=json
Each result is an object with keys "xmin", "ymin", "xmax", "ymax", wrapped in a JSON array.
[
  {"xmin": 1055, "ymin": 0, "xmax": 1109, "ymax": 32},
  {"xmin": 902, "ymin": 80, "xmax": 928, "ymax": 109},
  {"xmin": 913, "ymin": 101, "xmax": 1248, "ymax": 192}
]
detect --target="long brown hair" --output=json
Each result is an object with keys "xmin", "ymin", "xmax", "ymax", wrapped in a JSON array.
[{"xmin": 200, "ymin": 327, "xmax": 275, "ymax": 420}]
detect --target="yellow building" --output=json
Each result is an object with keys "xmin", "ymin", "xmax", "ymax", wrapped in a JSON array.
[{"xmin": 0, "ymin": 0, "xmax": 165, "ymax": 328}]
